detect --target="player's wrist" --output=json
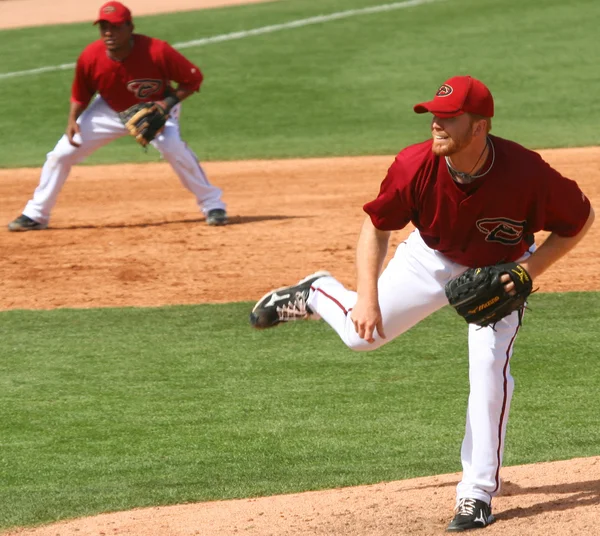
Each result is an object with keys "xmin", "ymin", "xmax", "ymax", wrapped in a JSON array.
[
  {"xmin": 159, "ymin": 94, "xmax": 180, "ymax": 113},
  {"xmin": 514, "ymin": 260, "xmax": 539, "ymax": 283}
]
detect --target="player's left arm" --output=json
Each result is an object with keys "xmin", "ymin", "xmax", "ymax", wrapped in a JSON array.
[
  {"xmin": 519, "ymin": 205, "xmax": 595, "ymax": 280},
  {"xmin": 154, "ymin": 42, "xmax": 204, "ymax": 112},
  {"xmin": 502, "ymin": 204, "xmax": 595, "ymax": 292},
  {"xmin": 502, "ymin": 155, "xmax": 595, "ymax": 293}
]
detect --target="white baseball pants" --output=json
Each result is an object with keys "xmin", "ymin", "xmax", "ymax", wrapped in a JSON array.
[
  {"xmin": 307, "ymin": 229, "xmax": 532, "ymax": 505},
  {"xmin": 23, "ymin": 96, "xmax": 225, "ymax": 225}
]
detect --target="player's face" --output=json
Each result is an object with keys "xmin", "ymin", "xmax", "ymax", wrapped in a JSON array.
[
  {"xmin": 430, "ymin": 114, "xmax": 474, "ymax": 157},
  {"xmin": 98, "ymin": 21, "xmax": 133, "ymax": 51}
]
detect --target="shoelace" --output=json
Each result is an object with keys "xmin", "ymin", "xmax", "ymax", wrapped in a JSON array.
[
  {"xmin": 455, "ymin": 498, "xmax": 477, "ymax": 516},
  {"xmin": 277, "ymin": 291, "xmax": 309, "ymax": 321}
]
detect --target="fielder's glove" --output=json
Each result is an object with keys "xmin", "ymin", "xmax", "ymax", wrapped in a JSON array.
[
  {"xmin": 119, "ymin": 95, "xmax": 179, "ymax": 147},
  {"xmin": 445, "ymin": 262, "xmax": 533, "ymax": 327}
]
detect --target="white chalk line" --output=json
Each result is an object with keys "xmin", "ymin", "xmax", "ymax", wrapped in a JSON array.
[{"xmin": 0, "ymin": 0, "xmax": 444, "ymax": 80}]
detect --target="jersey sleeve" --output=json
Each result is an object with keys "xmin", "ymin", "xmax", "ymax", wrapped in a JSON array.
[
  {"xmin": 70, "ymin": 52, "xmax": 96, "ymax": 107},
  {"xmin": 161, "ymin": 42, "xmax": 204, "ymax": 92},
  {"xmin": 363, "ymin": 155, "xmax": 414, "ymax": 231},
  {"xmin": 533, "ymin": 156, "xmax": 591, "ymax": 237}
]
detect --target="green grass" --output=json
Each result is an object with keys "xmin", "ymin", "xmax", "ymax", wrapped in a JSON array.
[
  {"xmin": 0, "ymin": 0, "xmax": 599, "ymax": 167},
  {"xmin": 1, "ymin": 293, "xmax": 600, "ymax": 530}
]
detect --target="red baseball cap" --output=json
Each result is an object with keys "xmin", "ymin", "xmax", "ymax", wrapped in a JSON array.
[
  {"xmin": 413, "ymin": 76, "xmax": 494, "ymax": 118},
  {"xmin": 94, "ymin": 1, "xmax": 132, "ymax": 25}
]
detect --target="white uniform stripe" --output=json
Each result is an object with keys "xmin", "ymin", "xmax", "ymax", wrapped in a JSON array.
[{"xmin": 0, "ymin": 0, "xmax": 445, "ymax": 81}]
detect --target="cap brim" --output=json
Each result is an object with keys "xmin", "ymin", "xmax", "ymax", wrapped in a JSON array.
[
  {"xmin": 93, "ymin": 16, "xmax": 129, "ymax": 25},
  {"xmin": 413, "ymin": 101, "xmax": 464, "ymax": 118}
]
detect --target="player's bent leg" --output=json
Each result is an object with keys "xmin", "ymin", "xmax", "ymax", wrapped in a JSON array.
[
  {"xmin": 251, "ymin": 231, "xmax": 451, "ymax": 351},
  {"xmin": 456, "ymin": 310, "xmax": 521, "ymax": 505},
  {"xmin": 309, "ymin": 241, "xmax": 449, "ymax": 351},
  {"xmin": 18, "ymin": 97, "xmax": 126, "ymax": 227},
  {"xmin": 152, "ymin": 122, "xmax": 227, "ymax": 221},
  {"xmin": 20, "ymin": 135, "xmax": 103, "ymax": 226}
]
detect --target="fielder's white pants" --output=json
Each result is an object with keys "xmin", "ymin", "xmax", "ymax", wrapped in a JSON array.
[
  {"xmin": 307, "ymin": 230, "xmax": 532, "ymax": 505},
  {"xmin": 23, "ymin": 96, "xmax": 225, "ymax": 225}
]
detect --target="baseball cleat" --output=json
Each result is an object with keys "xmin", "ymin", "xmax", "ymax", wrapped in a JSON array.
[
  {"xmin": 446, "ymin": 498, "xmax": 495, "ymax": 532},
  {"xmin": 8, "ymin": 214, "xmax": 48, "ymax": 232},
  {"xmin": 206, "ymin": 208, "xmax": 228, "ymax": 226},
  {"xmin": 250, "ymin": 271, "xmax": 331, "ymax": 329}
]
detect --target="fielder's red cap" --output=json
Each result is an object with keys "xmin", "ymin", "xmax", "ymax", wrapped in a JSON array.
[
  {"xmin": 94, "ymin": 1, "xmax": 132, "ymax": 25},
  {"xmin": 413, "ymin": 75, "xmax": 494, "ymax": 118}
]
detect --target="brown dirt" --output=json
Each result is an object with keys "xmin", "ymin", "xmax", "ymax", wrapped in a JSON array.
[
  {"xmin": 0, "ymin": 0, "xmax": 277, "ymax": 30},
  {"xmin": 2, "ymin": 2, "xmax": 600, "ymax": 535},
  {"xmin": 1, "ymin": 149, "xmax": 599, "ymax": 312}
]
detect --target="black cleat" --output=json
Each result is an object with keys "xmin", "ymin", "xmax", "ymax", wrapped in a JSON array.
[
  {"xmin": 206, "ymin": 208, "xmax": 228, "ymax": 226},
  {"xmin": 250, "ymin": 271, "xmax": 331, "ymax": 329},
  {"xmin": 446, "ymin": 498, "xmax": 495, "ymax": 532},
  {"xmin": 8, "ymin": 214, "xmax": 48, "ymax": 232}
]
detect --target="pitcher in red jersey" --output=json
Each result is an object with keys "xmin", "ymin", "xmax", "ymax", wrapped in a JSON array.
[
  {"xmin": 250, "ymin": 76, "xmax": 595, "ymax": 531},
  {"xmin": 8, "ymin": 1, "xmax": 228, "ymax": 231}
]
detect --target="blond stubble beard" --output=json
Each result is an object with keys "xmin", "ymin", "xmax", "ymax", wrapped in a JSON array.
[{"xmin": 431, "ymin": 131, "xmax": 473, "ymax": 157}]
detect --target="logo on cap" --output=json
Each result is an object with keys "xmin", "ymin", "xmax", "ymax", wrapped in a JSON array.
[
  {"xmin": 103, "ymin": 6, "xmax": 116, "ymax": 13},
  {"xmin": 436, "ymin": 84, "xmax": 453, "ymax": 97}
]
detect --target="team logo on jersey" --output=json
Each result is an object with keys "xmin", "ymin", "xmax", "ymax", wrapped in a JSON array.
[
  {"xmin": 436, "ymin": 84, "xmax": 453, "ymax": 97},
  {"xmin": 476, "ymin": 217, "xmax": 527, "ymax": 245},
  {"xmin": 127, "ymin": 79, "xmax": 163, "ymax": 99}
]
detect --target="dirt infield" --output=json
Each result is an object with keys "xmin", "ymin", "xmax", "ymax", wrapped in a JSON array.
[
  {"xmin": 1, "ymin": 149, "xmax": 599, "ymax": 312},
  {"xmin": 0, "ymin": 0, "xmax": 276, "ymax": 29},
  {"xmin": 2, "ymin": 0, "xmax": 600, "ymax": 534}
]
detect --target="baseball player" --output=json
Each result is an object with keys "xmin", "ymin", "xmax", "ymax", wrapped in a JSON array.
[
  {"xmin": 8, "ymin": 1, "xmax": 227, "ymax": 232},
  {"xmin": 250, "ymin": 76, "xmax": 595, "ymax": 531}
]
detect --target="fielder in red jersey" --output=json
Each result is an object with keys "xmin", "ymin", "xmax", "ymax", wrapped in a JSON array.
[
  {"xmin": 9, "ymin": 1, "xmax": 228, "ymax": 231},
  {"xmin": 250, "ymin": 75, "xmax": 594, "ymax": 531},
  {"xmin": 71, "ymin": 34, "xmax": 204, "ymax": 113}
]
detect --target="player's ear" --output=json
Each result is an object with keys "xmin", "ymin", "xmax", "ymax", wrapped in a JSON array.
[{"xmin": 473, "ymin": 119, "xmax": 485, "ymax": 137}]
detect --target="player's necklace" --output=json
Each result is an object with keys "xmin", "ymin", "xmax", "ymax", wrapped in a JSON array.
[{"xmin": 446, "ymin": 137, "xmax": 495, "ymax": 184}]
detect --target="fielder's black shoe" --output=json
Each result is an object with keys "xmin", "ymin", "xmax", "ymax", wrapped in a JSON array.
[
  {"xmin": 8, "ymin": 214, "xmax": 48, "ymax": 232},
  {"xmin": 446, "ymin": 498, "xmax": 495, "ymax": 532},
  {"xmin": 250, "ymin": 271, "xmax": 331, "ymax": 329},
  {"xmin": 206, "ymin": 209, "xmax": 228, "ymax": 226}
]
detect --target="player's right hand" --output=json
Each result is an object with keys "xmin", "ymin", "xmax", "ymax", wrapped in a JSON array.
[
  {"xmin": 351, "ymin": 296, "xmax": 386, "ymax": 343},
  {"xmin": 66, "ymin": 119, "xmax": 81, "ymax": 147}
]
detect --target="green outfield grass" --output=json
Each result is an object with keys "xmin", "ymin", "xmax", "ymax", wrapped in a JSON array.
[
  {"xmin": 0, "ymin": 0, "xmax": 598, "ymax": 168},
  {"xmin": 1, "ymin": 293, "xmax": 600, "ymax": 530}
]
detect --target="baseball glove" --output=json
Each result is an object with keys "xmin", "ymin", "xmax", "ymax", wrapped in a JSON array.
[
  {"xmin": 119, "ymin": 102, "xmax": 170, "ymax": 147},
  {"xmin": 445, "ymin": 262, "xmax": 533, "ymax": 327}
]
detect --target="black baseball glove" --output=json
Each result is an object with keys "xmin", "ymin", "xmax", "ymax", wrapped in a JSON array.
[
  {"xmin": 119, "ymin": 101, "xmax": 169, "ymax": 147},
  {"xmin": 445, "ymin": 262, "xmax": 533, "ymax": 327}
]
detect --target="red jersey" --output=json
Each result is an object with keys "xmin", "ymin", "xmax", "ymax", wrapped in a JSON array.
[
  {"xmin": 364, "ymin": 135, "xmax": 590, "ymax": 267},
  {"xmin": 71, "ymin": 34, "xmax": 204, "ymax": 112}
]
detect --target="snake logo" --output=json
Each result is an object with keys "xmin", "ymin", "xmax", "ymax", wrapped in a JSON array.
[
  {"xmin": 436, "ymin": 84, "xmax": 453, "ymax": 97},
  {"xmin": 476, "ymin": 218, "xmax": 527, "ymax": 245},
  {"xmin": 127, "ymin": 79, "xmax": 163, "ymax": 99}
]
